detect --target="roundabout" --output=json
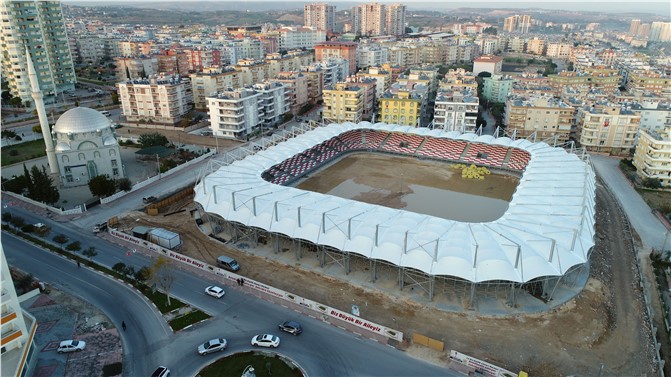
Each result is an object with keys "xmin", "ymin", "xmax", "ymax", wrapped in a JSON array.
[{"xmin": 198, "ymin": 351, "xmax": 304, "ymax": 377}]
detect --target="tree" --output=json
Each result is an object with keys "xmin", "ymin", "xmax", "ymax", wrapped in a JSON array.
[
  {"xmin": 88, "ymin": 175, "xmax": 117, "ymax": 198},
  {"xmin": 1, "ymin": 212, "xmax": 12, "ymax": 223},
  {"xmin": 27, "ymin": 166, "xmax": 59, "ymax": 204},
  {"xmin": 24, "ymin": 100, "xmax": 31, "ymax": 108},
  {"xmin": 83, "ymin": 246, "xmax": 98, "ymax": 261},
  {"xmin": 9, "ymin": 97, "xmax": 22, "ymax": 107},
  {"xmin": 53, "ymin": 234, "xmax": 69, "ymax": 249},
  {"xmin": 66, "ymin": 241, "xmax": 82, "ymax": 253},
  {"xmin": 112, "ymin": 262, "xmax": 127, "ymax": 275},
  {"xmin": 1, "ymin": 130, "xmax": 17, "ymax": 144},
  {"xmin": 642, "ymin": 177, "xmax": 662, "ymax": 189},
  {"xmin": 116, "ymin": 178, "xmax": 132, "ymax": 192},
  {"xmin": 483, "ymin": 26, "xmax": 497, "ymax": 35},
  {"xmin": 9, "ymin": 216, "xmax": 25, "ymax": 230},
  {"xmin": 134, "ymin": 266, "xmax": 151, "ymax": 285},
  {"xmin": 32, "ymin": 125, "xmax": 42, "ymax": 134},
  {"xmin": 111, "ymin": 92, "xmax": 120, "ymax": 105},
  {"xmin": 138, "ymin": 132, "xmax": 169, "ymax": 148},
  {"xmin": 148, "ymin": 256, "xmax": 176, "ymax": 306}
]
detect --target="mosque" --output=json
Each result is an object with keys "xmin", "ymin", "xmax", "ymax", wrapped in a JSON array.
[{"xmin": 27, "ymin": 49, "xmax": 124, "ymax": 188}]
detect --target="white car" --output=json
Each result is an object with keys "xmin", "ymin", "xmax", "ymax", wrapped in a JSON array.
[
  {"xmin": 57, "ymin": 340, "xmax": 86, "ymax": 353},
  {"xmin": 251, "ymin": 334, "xmax": 280, "ymax": 348},
  {"xmin": 197, "ymin": 338, "xmax": 227, "ymax": 355},
  {"xmin": 205, "ymin": 285, "xmax": 225, "ymax": 298}
]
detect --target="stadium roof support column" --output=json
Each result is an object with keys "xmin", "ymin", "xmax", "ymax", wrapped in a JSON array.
[
  {"xmin": 507, "ymin": 282, "xmax": 516, "ymax": 307},
  {"xmin": 370, "ymin": 259, "xmax": 377, "ymax": 283}
]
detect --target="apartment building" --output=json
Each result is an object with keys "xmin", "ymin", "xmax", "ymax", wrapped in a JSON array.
[
  {"xmin": 0, "ymin": 0, "xmax": 76, "ymax": 102},
  {"xmin": 119, "ymin": 40, "xmax": 152, "ymax": 57},
  {"xmin": 69, "ymin": 34, "xmax": 106, "ymax": 65},
  {"xmin": 385, "ymin": 4, "xmax": 407, "ymax": 36},
  {"xmin": 304, "ymin": 3, "xmax": 335, "ymax": 33},
  {"xmin": 0, "ymin": 246, "xmax": 38, "ymax": 377},
  {"xmin": 434, "ymin": 89, "xmax": 479, "ymax": 133},
  {"xmin": 301, "ymin": 68, "xmax": 324, "ymax": 104},
  {"xmin": 625, "ymin": 72, "xmax": 671, "ymax": 97},
  {"xmin": 118, "ymin": 75, "xmax": 193, "ymax": 125},
  {"xmin": 503, "ymin": 15, "xmax": 532, "ymax": 34},
  {"xmin": 356, "ymin": 44, "xmax": 389, "ymax": 69},
  {"xmin": 345, "ymin": 76, "xmax": 377, "ymax": 121},
  {"xmin": 473, "ymin": 55, "xmax": 503, "ymax": 76},
  {"xmin": 482, "ymin": 74, "xmax": 515, "ymax": 103},
  {"xmin": 183, "ymin": 48, "xmax": 222, "ymax": 72},
  {"xmin": 352, "ymin": 3, "xmax": 386, "ymax": 37},
  {"xmin": 323, "ymin": 82, "xmax": 365, "ymax": 123},
  {"xmin": 545, "ymin": 43, "xmax": 572, "ymax": 58},
  {"xmin": 504, "ymin": 96, "xmax": 574, "ymax": 143},
  {"xmin": 271, "ymin": 71, "xmax": 309, "ymax": 115},
  {"xmin": 576, "ymin": 105, "xmax": 640, "ymax": 155},
  {"xmin": 265, "ymin": 50, "xmax": 314, "ymax": 78},
  {"xmin": 356, "ymin": 65, "xmax": 392, "ymax": 98},
  {"xmin": 206, "ymin": 82, "xmax": 289, "ymax": 140},
  {"xmin": 304, "ymin": 58, "xmax": 350, "ymax": 88},
  {"xmin": 548, "ymin": 71, "xmax": 621, "ymax": 97},
  {"xmin": 115, "ymin": 56, "xmax": 159, "ymax": 80},
  {"xmin": 440, "ymin": 68, "xmax": 478, "ymax": 92},
  {"xmin": 526, "ymin": 37, "xmax": 545, "ymax": 56},
  {"xmin": 633, "ymin": 127, "xmax": 671, "ymax": 188},
  {"xmin": 636, "ymin": 101, "xmax": 671, "ymax": 133},
  {"xmin": 379, "ymin": 89, "xmax": 422, "ymax": 127},
  {"xmin": 190, "ymin": 67, "xmax": 242, "ymax": 110},
  {"xmin": 315, "ymin": 41, "xmax": 358, "ymax": 74},
  {"xmin": 278, "ymin": 26, "xmax": 326, "ymax": 51}
]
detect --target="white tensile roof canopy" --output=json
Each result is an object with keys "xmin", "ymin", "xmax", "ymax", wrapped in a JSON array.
[{"xmin": 194, "ymin": 122, "xmax": 596, "ymax": 284}]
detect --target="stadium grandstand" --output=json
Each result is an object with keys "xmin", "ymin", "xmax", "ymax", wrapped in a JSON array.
[{"xmin": 194, "ymin": 122, "xmax": 596, "ymax": 308}]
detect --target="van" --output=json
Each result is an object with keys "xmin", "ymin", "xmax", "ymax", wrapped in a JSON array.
[
  {"xmin": 101, "ymin": 110, "xmax": 111, "ymax": 117},
  {"xmin": 217, "ymin": 256, "xmax": 240, "ymax": 272}
]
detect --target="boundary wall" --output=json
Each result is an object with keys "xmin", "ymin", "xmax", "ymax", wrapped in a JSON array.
[{"xmin": 108, "ymin": 228, "xmax": 403, "ymax": 343}]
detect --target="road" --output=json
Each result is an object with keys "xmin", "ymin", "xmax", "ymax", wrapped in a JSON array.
[
  {"xmin": 590, "ymin": 154, "xmax": 669, "ymax": 250},
  {"xmin": 2, "ymin": 209, "xmax": 457, "ymax": 377}
]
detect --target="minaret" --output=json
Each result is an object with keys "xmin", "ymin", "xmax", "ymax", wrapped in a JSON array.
[{"xmin": 26, "ymin": 48, "xmax": 59, "ymax": 175}]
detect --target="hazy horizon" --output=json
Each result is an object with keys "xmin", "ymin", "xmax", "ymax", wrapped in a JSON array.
[{"xmin": 64, "ymin": 0, "xmax": 671, "ymax": 16}]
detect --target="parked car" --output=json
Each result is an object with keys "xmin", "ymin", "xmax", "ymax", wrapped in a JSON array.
[
  {"xmin": 205, "ymin": 285, "xmax": 225, "ymax": 298},
  {"xmin": 33, "ymin": 222, "xmax": 46, "ymax": 229},
  {"xmin": 92, "ymin": 222, "xmax": 108, "ymax": 233},
  {"xmin": 57, "ymin": 340, "xmax": 86, "ymax": 353},
  {"xmin": 278, "ymin": 320, "xmax": 302, "ymax": 335},
  {"xmin": 251, "ymin": 334, "xmax": 280, "ymax": 348},
  {"xmin": 150, "ymin": 366, "xmax": 170, "ymax": 377},
  {"xmin": 197, "ymin": 338, "xmax": 227, "ymax": 355},
  {"xmin": 143, "ymin": 196, "xmax": 157, "ymax": 204}
]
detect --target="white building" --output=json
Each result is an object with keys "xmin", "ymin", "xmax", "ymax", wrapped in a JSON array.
[
  {"xmin": 304, "ymin": 58, "xmax": 350, "ymax": 88},
  {"xmin": 53, "ymin": 107, "xmax": 125, "ymax": 187},
  {"xmin": 207, "ymin": 82, "xmax": 288, "ymax": 140},
  {"xmin": 118, "ymin": 75, "xmax": 193, "ymax": 125},
  {"xmin": 0, "ymin": 246, "xmax": 38, "ymax": 377},
  {"xmin": 636, "ymin": 101, "xmax": 671, "ymax": 133},
  {"xmin": 433, "ymin": 89, "xmax": 480, "ymax": 133},
  {"xmin": 356, "ymin": 44, "xmax": 389, "ymax": 69},
  {"xmin": 633, "ymin": 127, "xmax": 671, "ymax": 188},
  {"xmin": 278, "ymin": 27, "xmax": 326, "ymax": 51}
]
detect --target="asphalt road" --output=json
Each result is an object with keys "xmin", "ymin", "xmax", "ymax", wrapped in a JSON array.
[
  {"xmin": 590, "ymin": 154, "xmax": 669, "ymax": 251},
  {"xmin": 2, "ymin": 209, "xmax": 456, "ymax": 376}
]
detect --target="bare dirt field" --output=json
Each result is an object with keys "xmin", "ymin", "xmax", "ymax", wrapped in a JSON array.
[{"xmin": 119, "ymin": 156, "xmax": 656, "ymax": 376}]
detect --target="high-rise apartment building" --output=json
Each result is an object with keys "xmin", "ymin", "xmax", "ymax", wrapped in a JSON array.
[
  {"xmin": 352, "ymin": 3, "xmax": 386, "ymax": 37},
  {"xmin": 0, "ymin": 0, "xmax": 76, "ymax": 102},
  {"xmin": 629, "ymin": 19, "xmax": 641, "ymax": 35},
  {"xmin": 649, "ymin": 22, "xmax": 671, "ymax": 42},
  {"xmin": 502, "ymin": 15, "xmax": 531, "ymax": 34},
  {"xmin": 304, "ymin": 3, "xmax": 335, "ymax": 33},
  {"xmin": 385, "ymin": 4, "xmax": 406, "ymax": 36}
]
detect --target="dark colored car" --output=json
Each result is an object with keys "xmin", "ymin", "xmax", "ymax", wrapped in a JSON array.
[
  {"xmin": 278, "ymin": 320, "xmax": 302, "ymax": 335},
  {"xmin": 143, "ymin": 196, "xmax": 157, "ymax": 204}
]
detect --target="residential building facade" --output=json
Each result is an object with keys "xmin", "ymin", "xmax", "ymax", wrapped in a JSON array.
[
  {"xmin": 633, "ymin": 127, "xmax": 671, "ymax": 188},
  {"xmin": 504, "ymin": 96, "xmax": 574, "ymax": 143},
  {"xmin": 576, "ymin": 105, "xmax": 640, "ymax": 155},
  {"xmin": 0, "ymin": 0, "xmax": 76, "ymax": 102},
  {"xmin": 118, "ymin": 75, "xmax": 193, "ymax": 125},
  {"xmin": 323, "ymin": 82, "xmax": 364, "ymax": 123},
  {"xmin": 304, "ymin": 3, "xmax": 335, "ymax": 33}
]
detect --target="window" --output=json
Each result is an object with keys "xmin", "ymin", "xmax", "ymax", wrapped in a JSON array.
[{"xmin": 111, "ymin": 160, "xmax": 118, "ymax": 167}]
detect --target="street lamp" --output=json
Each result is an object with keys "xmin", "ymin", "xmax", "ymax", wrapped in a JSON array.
[
  {"xmin": 663, "ymin": 230, "xmax": 670, "ymax": 252},
  {"xmin": 156, "ymin": 154, "xmax": 161, "ymax": 179}
]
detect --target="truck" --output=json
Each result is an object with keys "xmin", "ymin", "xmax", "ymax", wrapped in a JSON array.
[{"xmin": 93, "ymin": 222, "xmax": 108, "ymax": 233}]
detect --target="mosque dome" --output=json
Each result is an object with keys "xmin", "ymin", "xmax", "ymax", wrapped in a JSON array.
[{"xmin": 54, "ymin": 107, "xmax": 113, "ymax": 134}]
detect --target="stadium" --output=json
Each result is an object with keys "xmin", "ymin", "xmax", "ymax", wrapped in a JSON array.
[{"xmin": 194, "ymin": 122, "xmax": 596, "ymax": 309}]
